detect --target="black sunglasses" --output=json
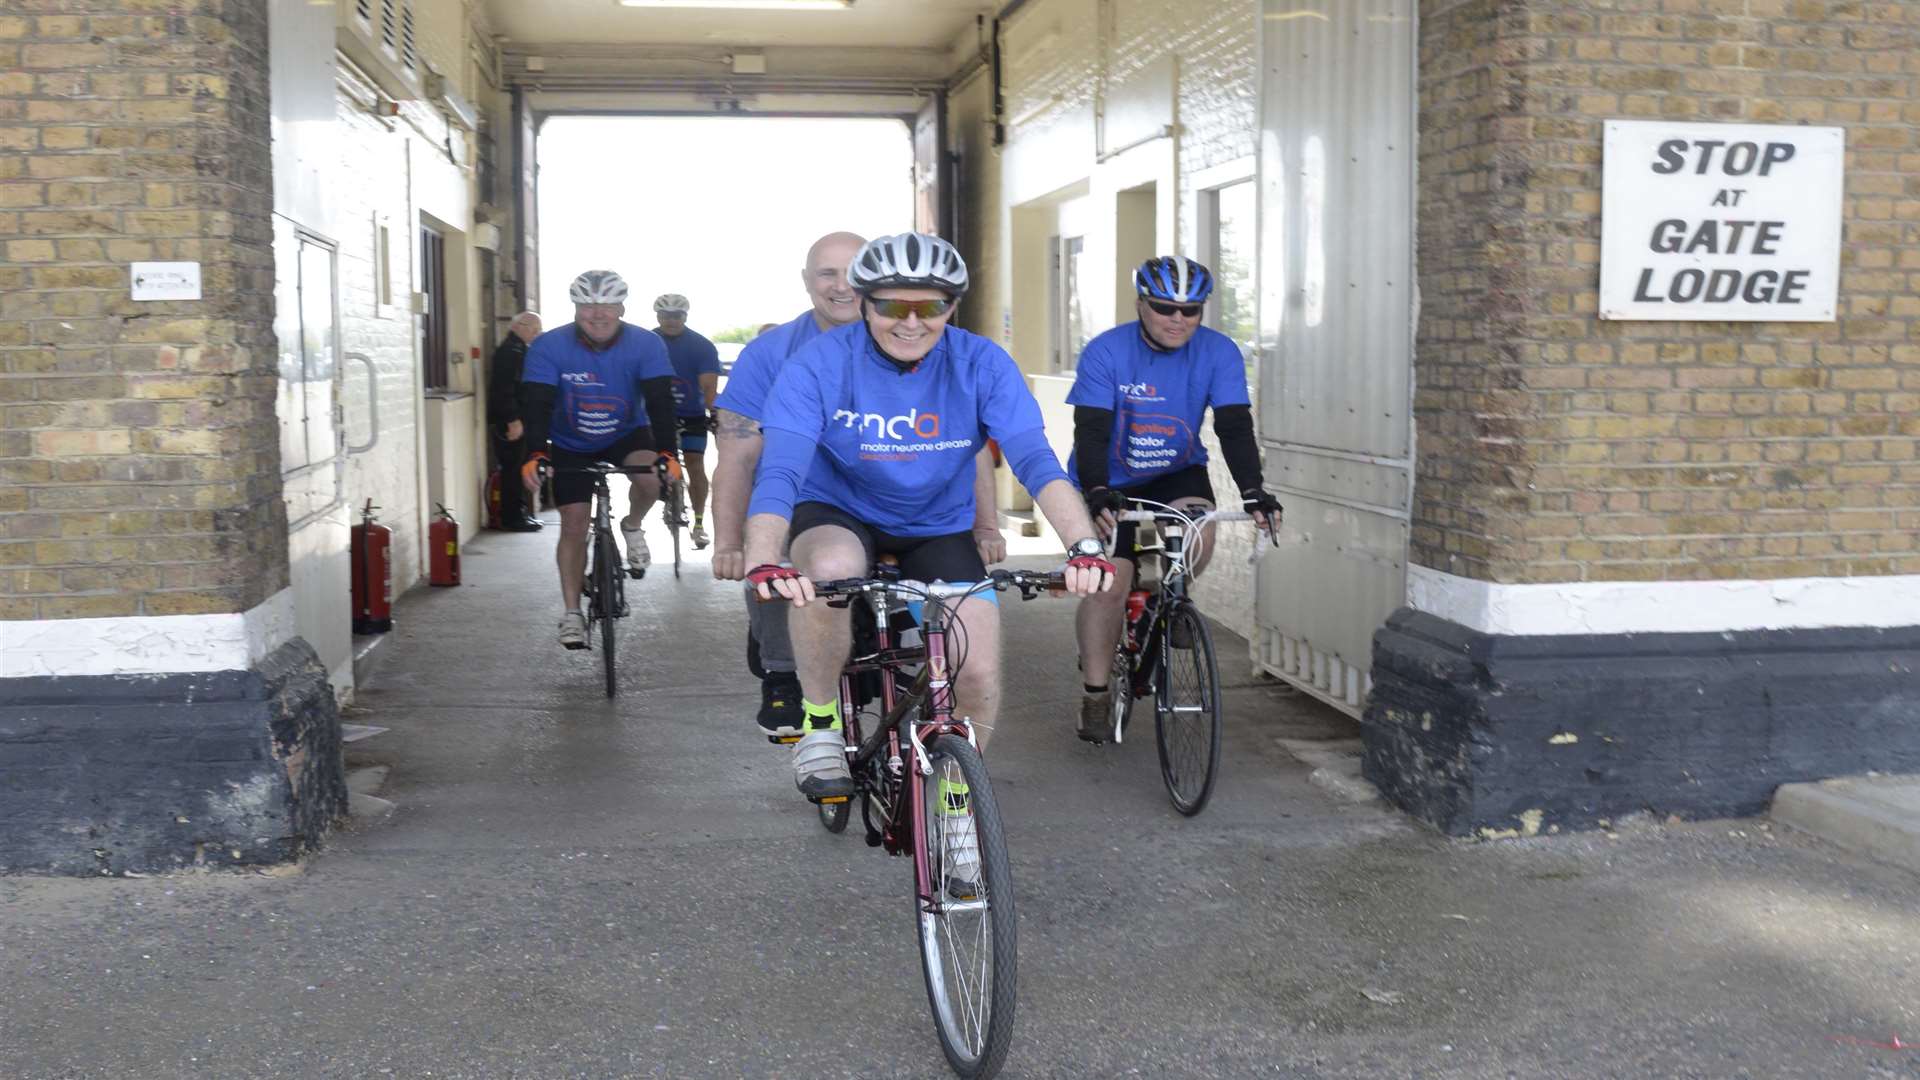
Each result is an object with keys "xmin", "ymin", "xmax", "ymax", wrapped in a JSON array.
[
  {"xmin": 869, "ymin": 297, "xmax": 955, "ymax": 320},
  {"xmin": 1145, "ymin": 299, "xmax": 1204, "ymax": 318}
]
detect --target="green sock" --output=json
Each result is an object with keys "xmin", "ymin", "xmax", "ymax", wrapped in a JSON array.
[
  {"xmin": 939, "ymin": 777, "xmax": 970, "ymax": 815},
  {"xmin": 801, "ymin": 698, "xmax": 841, "ymax": 733}
]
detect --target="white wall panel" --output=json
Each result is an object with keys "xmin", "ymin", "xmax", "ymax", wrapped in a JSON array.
[{"xmin": 1255, "ymin": 0, "xmax": 1416, "ymax": 714}]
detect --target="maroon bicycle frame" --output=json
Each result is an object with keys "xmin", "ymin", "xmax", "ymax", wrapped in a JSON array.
[{"xmin": 835, "ymin": 584, "xmax": 973, "ymax": 916}]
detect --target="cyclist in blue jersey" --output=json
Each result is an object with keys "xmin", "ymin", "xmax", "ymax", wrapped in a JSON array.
[
  {"xmin": 743, "ymin": 233, "xmax": 1117, "ymax": 807},
  {"xmin": 712, "ymin": 232, "xmax": 1005, "ymax": 742},
  {"xmin": 518, "ymin": 269, "xmax": 682, "ymax": 649},
  {"xmin": 652, "ymin": 292, "xmax": 722, "ymax": 549},
  {"xmin": 1067, "ymin": 255, "xmax": 1284, "ymax": 741}
]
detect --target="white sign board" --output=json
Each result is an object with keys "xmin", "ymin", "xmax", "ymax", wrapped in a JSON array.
[
  {"xmin": 1600, "ymin": 121, "xmax": 1843, "ymax": 322},
  {"xmin": 130, "ymin": 261, "xmax": 202, "ymax": 302}
]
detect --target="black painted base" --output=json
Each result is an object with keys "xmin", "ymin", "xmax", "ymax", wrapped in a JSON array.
[
  {"xmin": 0, "ymin": 638, "xmax": 347, "ymax": 875},
  {"xmin": 1364, "ymin": 609, "xmax": 1920, "ymax": 837}
]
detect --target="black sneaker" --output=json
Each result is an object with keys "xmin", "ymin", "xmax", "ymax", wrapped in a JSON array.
[
  {"xmin": 758, "ymin": 673, "xmax": 803, "ymax": 744},
  {"xmin": 1077, "ymin": 690, "xmax": 1110, "ymax": 744}
]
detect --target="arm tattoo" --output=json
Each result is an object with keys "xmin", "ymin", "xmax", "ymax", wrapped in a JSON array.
[{"xmin": 715, "ymin": 408, "xmax": 760, "ymax": 441}]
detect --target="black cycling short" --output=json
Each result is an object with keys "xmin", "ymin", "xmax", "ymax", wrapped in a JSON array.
[
  {"xmin": 1111, "ymin": 465, "xmax": 1216, "ymax": 563},
  {"xmin": 790, "ymin": 501, "xmax": 987, "ymax": 585},
  {"xmin": 550, "ymin": 426, "xmax": 656, "ymax": 507},
  {"xmin": 677, "ymin": 414, "xmax": 710, "ymax": 455}
]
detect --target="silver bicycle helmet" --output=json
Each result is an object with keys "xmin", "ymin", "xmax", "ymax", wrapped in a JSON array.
[
  {"xmin": 847, "ymin": 233, "xmax": 969, "ymax": 298},
  {"xmin": 652, "ymin": 293, "xmax": 689, "ymax": 313},
  {"xmin": 569, "ymin": 270, "xmax": 629, "ymax": 305}
]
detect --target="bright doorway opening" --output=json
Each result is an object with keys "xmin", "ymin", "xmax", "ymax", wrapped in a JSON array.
[{"xmin": 536, "ymin": 115, "xmax": 915, "ymax": 343}]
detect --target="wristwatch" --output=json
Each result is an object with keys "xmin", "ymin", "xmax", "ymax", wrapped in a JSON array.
[{"xmin": 1067, "ymin": 537, "xmax": 1106, "ymax": 559}]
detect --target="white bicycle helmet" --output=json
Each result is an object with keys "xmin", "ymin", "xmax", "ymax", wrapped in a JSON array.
[
  {"xmin": 569, "ymin": 269, "xmax": 629, "ymax": 305},
  {"xmin": 653, "ymin": 293, "xmax": 689, "ymax": 313},
  {"xmin": 847, "ymin": 233, "xmax": 969, "ymax": 298}
]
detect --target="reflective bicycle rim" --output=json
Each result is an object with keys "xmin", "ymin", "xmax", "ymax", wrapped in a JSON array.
[{"xmin": 916, "ymin": 734, "xmax": 1017, "ymax": 1078}]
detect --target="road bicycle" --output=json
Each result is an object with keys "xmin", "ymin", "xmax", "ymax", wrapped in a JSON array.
[
  {"xmin": 658, "ymin": 462, "xmax": 689, "ymax": 579},
  {"xmin": 546, "ymin": 459, "xmax": 673, "ymax": 698},
  {"xmin": 1102, "ymin": 501, "xmax": 1258, "ymax": 816},
  {"xmin": 805, "ymin": 565, "xmax": 1063, "ymax": 1080}
]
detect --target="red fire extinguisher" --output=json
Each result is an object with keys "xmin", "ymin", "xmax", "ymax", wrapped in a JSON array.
[
  {"xmin": 351, "ymin": 499, "xmax": 393, "ymax": 634},
  {"xmin": 484, "ymin": 467, "xmax": 503, "ymax": 530},
  {"xmin": 429, "ymin": 503, "xmax": 460, "ymax": 587}
]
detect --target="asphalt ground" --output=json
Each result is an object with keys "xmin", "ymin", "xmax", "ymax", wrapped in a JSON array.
[{"xmin": 3, "ymin": 506, "xmax": 1918, "ymax": 1079}]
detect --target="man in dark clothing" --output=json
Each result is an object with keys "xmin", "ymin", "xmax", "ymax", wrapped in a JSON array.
[{"xmin": 487, "ymin": 311, "xmax": 544, "ymax": 530}]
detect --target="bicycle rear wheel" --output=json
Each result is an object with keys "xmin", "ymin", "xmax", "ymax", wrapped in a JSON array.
[
  {"xmin": 595, "ymin": 530, "xmax": 620, "ymax": 697},
  {"xmin": 916, "ymin": 734, "xmax": 1016, "ymax": 1079},
  {"xmin": 1154, "ymin": 602, "xmax": 1222, "ymax": 815}
]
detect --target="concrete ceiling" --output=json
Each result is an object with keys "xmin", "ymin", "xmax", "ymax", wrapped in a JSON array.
[{"xmin": 486, "ymin": 0, "xmax": 995, "ymax": 52}]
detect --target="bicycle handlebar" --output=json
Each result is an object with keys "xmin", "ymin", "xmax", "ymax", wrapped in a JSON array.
[
  {"xmin": 1116, "ymin": 509, "xmax": 1253, "ymax": 524},
  {"xmin": 810, "ymin": 568, "xmax": 1065, "ymax": 604}
]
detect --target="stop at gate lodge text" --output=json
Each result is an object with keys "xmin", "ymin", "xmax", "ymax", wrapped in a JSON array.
[{"xmin": 1629, "ymin": 137, "xmax": 1811, "ymax": 307}]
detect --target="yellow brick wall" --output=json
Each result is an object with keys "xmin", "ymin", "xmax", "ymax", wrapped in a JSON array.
[
  {"xmin": 0, "ymin": 5, "xmax": 286, "ymax": 620},
  {"xmin": 1415, "ymin": 0, "xmax": 1920, "ymax": 585}
]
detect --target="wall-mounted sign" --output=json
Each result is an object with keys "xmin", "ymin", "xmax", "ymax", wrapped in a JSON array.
[
  {"xmin": 130, "ymin": 261, "xmax": 202, "ymax": 302},
  {"xmin": 1600, "ymin": 121, "xmax": 1843, "ymax": 322}
]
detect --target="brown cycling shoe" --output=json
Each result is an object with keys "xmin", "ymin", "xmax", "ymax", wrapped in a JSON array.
[{"xmin": 1077, "ymin": 690, "xmax": 1110, "ymax": 744}]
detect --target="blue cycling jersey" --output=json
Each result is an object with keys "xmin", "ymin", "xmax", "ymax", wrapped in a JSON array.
[
  {"xmin": 751, "ymin": 323, "xmax": 1068, "ymax": 536},
  {"xmin": 1065, "ymin": 322, "xmax": 1252, "ymax": 487},
  {"xmin": 521, "ymin": 323, "xmax": 675, "ymax": 453},
  {"xmin": 713, "ymin": 310, "xmax": 825, "ymax": 422},
  {"xmin": 661, "ymin": 327, "xmax": 721, "ymax": 418}
]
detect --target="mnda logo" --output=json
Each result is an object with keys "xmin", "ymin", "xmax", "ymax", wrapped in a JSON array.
[{"xmin": 834, "ymin": 407, "xmax": 941, "ymax": 440}]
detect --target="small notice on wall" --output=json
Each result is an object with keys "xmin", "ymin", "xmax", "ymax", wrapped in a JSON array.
[
  {"xmin": 130, "ymin": 261, "xmax": 202, "ymax": 301},
  {"xmin": 1600, "ymin": 121, "xmax": 1843, "ymax": 322}
]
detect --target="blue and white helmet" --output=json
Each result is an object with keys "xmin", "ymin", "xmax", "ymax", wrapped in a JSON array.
[
  {"xmin": 1133, "ymin": 256, "xmax": 1214, "ymax": 304},
  {"xmin": 847, "ymin": 233, "xmax": 969, "ymax": 298},
  {"xmin": 568, "ymin": 269, "xmax": 629, "ymax": 305}
]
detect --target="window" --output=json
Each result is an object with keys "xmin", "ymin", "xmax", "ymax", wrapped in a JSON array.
[
  {"xmin": 1201, "ymin": 178, "xmax": 1256, "ymax": 361},
  {"xmin": 1050, "ymin": 234, "xmax": 1088, "ymax": 373},
  {"xmin": 419, "ymin": 226, "xmax": 449, "ymax": 390}
]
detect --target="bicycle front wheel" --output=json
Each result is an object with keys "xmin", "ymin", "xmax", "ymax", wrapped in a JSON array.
[
  {"xmin": 916, "ymin": 734, "xmax": 1016, "ymax": 1079},
  {"xmin": 1155, "ymin": 602, "xmax": 1222, "ymax": 815},
  {"xmin": 595, "ymin": 531, "xmax": 620, "ymax": 698},
  {"xmin": 670, "ymin": 481, "xmax": 684, "ymax": 578}
]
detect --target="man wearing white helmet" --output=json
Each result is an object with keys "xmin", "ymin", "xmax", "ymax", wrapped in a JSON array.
[
  {"xmin": 651, "ymin": 292, "xmax": 721, "ymax": 549},
  {"xmin": 518, "ymin": 269, "xmax": 682, "ymax": 649},
  {"xmin": 742, "ymin": 233, "xmax": 1117, "ymax": 833}
]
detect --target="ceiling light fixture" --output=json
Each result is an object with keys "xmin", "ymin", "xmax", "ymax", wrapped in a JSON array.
[{"xmin": 616, "ymin": 0, "xmax": 853, "ymax": 10}]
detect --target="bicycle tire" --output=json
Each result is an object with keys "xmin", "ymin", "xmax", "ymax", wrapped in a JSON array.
[
  {"xmin": 596, "ymin": 530, "xmax": 620, "ymax": 698},
  {"xmin": 1107, "ymin": 644, "xmax": 1134, "ymax": 743},
  {"xmin": 671, "ymin": 481, "xmax": 684, "ymax": 579},
  {"xmin": 1154, "ymin": 602, "xmax": 1222, "ymax": 815},
  {"xmin": 916, "ymin": 734, "xmax": 1017, "ymax": 1079}
]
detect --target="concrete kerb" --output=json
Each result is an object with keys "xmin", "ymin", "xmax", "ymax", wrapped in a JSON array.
[{"xmin": 1771, "ymin": 774, "xmax": 1920, "ymax": 877}]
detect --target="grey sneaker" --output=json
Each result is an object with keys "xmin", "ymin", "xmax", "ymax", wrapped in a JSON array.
[
  {"xmin": 557, "ymin": 611, "xmax": 587, "ymax": 650},
  {"xmin": 792, "ymin": 726, "xmax": 853, "ymax": 802},
  {"xmin": 1077, "ymin": 689, "xmax": 1110, "ymax": 744},
  {"xmin": 690, "ymin": 524, "xmax": 710, "ymax": 550},
  {"xmin": 622, "ymin": 521, "xmax": 650, "ymax": 576},
  {"xmin": 938, "ymin": 777, "xmax": 982, "ymax": 900}
]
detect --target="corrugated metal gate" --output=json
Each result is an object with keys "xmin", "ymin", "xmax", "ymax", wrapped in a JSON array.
[{"xmin": 1253, "ymin": 0, "xmax": 1416, "ymax": 716}]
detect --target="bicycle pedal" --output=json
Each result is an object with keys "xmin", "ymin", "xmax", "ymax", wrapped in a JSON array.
[
  {"xmin": 766, "ymin": 733, "xmax": 801, "ymax": 746},
  {"xmin": 813, "ymin": 794, "xmax": 850, "ymax": 805},
  {"xmin": 626, "ymin": 567, "xmax": 646, "ymax": 580}
]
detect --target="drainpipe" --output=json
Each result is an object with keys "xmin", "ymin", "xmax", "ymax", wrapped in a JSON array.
[{"xmin": 989, "ymin": 0, "xmax": 1037, "ymax": 148}]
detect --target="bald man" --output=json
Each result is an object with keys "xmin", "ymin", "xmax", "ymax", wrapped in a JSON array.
[
  {"xmin": 488, "ymin": 311, "xmax": 544, "ymax": 530},
  {"xmin": 711, "ymin": 232, "xmax": 1006, "ymax": 742}
]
